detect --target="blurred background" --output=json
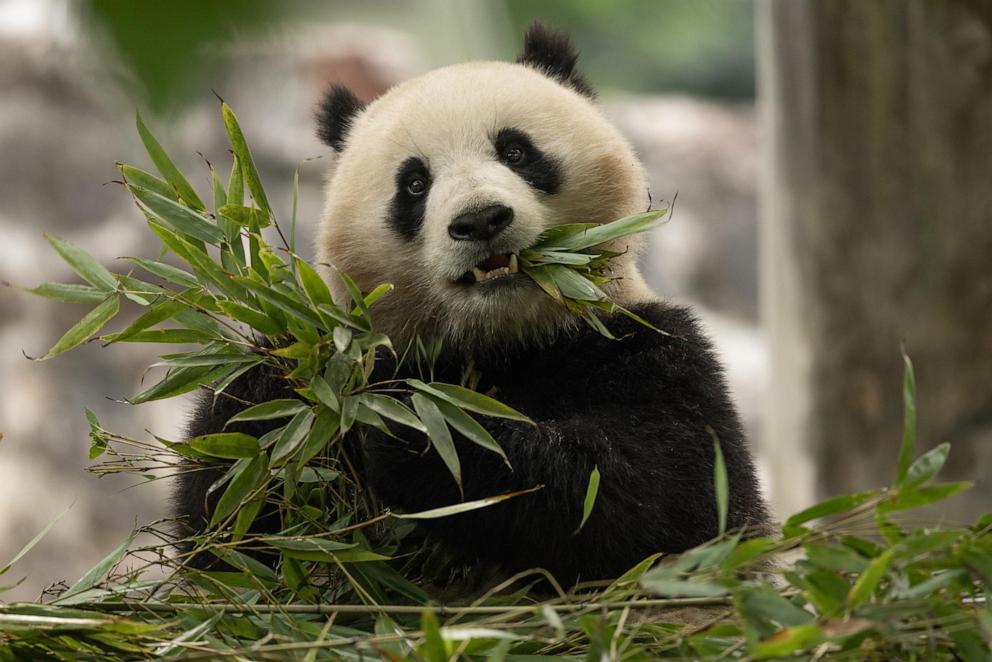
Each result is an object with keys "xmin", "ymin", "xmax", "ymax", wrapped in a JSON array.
[{"xmin": 1, "ymin": 0, "xmax": 989, "ymax": 602}]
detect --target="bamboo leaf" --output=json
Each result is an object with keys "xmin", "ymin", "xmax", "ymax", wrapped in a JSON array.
[
  {"xmin": 412, "ymin": 392, "xmax": 460, "ymax": 489},
  {"xmin": 333, "ymin": 326, "xmax": 352, "ymax": 353},
  {"xmin": 340, "ymin": 396, "xmax": 358, "ymax": 434},
  {"xmin": 130, "ymin": 185, "xmax": 225, "ymax": 245},
  {"xmin": 526, "ymin": 250, "xmax": 596, "ymax": 266},
  {"xmin": 210, "ymin": 162, "xmax": 227, "ymax": 210},
  {"xmin": 295, "ymin": 258, "xmax": 333, "ymax": 307},
  {"xmin": 877, "ymin": 481, "xmax": 973, "ymax": 514},
  {"xmin": 0, "ymin": 504, "xmax": 71, "ymax": 575},
  {"xmin": 420, "ymin": 610, "xmax": 448, "ymax": 662},
  {"xmin": 232, "ymin": 494, "xmax": 266, "ymax": 542},
  {"xmin": 363, "ymin": 282, "xmax": 394, "ymax": 308},
  {"xmin": 111, "ymin": 298, "xmax": 187, "ymax": 343},
  {"xmin": 44, "ymin": 234, "xmax": 118, "ymax": 292},
  {"xmin": 736, "ymin": 585, "xmax": 814, "ymax": 628},
  {"xmin": 104, "ymin": 328, "xmax": 215, "ymax": 344},
  {"xmin": 125, "ymin": 257, "xmax": 199, "ymax": 288},
  {"xmin": 360, "ymin": 394, "xmax": 426, "ymax": 433},
  {"xmin": 903, "ymin": 441, "xmax": 949, "ymax": 491},
  {"xmin": 309, "ymin": 375, "xmax": 340, "ymax": 412},
  {"xmin": 783, "ymin": 490, "xmax": 878, "ymax": 537},
  {"xmin": 135, "ymin": 111, "xmax": 205, "ymax": 210},
  {"xmin": 118, "ymin": 163, "xmax": 176, "ymax": 200},
  {"xmin": 536, "ymin": 210, "xmax": 665, "ymax": 251},
  {"xmin": 393, "ymin": 486, "xmax": 542, "ymax": 520},
  {"xmin": 188, "ymin": 432, "xmax": 259, "ymax": 459},
  {"xmin": 723, "ymin": 538, "xmax": 778, "ymax": 571},
  {"xmin": 26, "ymin": 282, "xmax": 108, "ymax": 304},
  {"xmin": 317, "ymin": 303, "xmax": 366, "ymax": 330},
  {"xmin": 899, "ymin": 568, "xmax": 967, "ymax": 599},
  {"xmin": 130, "ymin": 364, "xmax": 222, "ymax": 404},
  {"xmin": 264, "ymin": 537, "xmax": 355, "ymax": 553},
  {"xmin": 57, "ymin": 534, "xmax": 134, "ymax": 604},
  {"xmin": 85, "ymin": 408, "xmax": 108, "ymax": 460},
  {"xmin": 296, "ymin": 406, "xmax": 341, "ymax": 468},
  {"xmin": 411, "ymin": 380, "xmax": 532, "ymax": 423},
  {"xmin": 355, "ymin": 403, "xmax": 389, "ymax": 435},
  {"xmin": 575, "ymin": 465, "xmax": 601, "ymax": 534},
  {"xmin": 157, "ymin": 351, "xmax": 259, "ymax": 368},
  {"xmin": 544, "ymin": 264, "xmax": 606, "ymax": 301},
  {"xmin": 221, "ymin": 103, "xmax": 271, "ymax": 217},
  {"xmin": 271, "ymin": 409, "xmax": 315, "ymax": 465},
  {"xmin": 231, "ymin": 275, "xmax": 322, "ymax": 328},
  {"xmin": 804, "ymin": 543, "xmax": 870, "ymax": 573},
  {"xmin": 337, "ymin": 270, "xmax": 367, "ymax": 312},
  {"xmin": 848, "ymin": 548, "xmax": 895, "ymax": 608},
  {"xmin": 218, "ymin": 204, "xmax": 271, "ymax": 228},
  {"xmin": 227, "ymin": 399, "xmax": 309, "ymax": 425},
  {"xmin": 227, "ymin": 155, "xmax": 243, "ymax": 205},
  {"xmin": 521, "ymin": 265, "xmax": 563, "ymax": 302},
  {"xmin": 753, "ymin": 623, "xmax": 824, "ymax": 659},
  {"xmin": 264, "ymin": 537, "xmax": 388, "ymax": 563},
  {"xmin": 895, "ymin": 351, "xmax": 917, "ymax": 487},
  {"xmin": 148, "ymin": 221, "xmax": 246, "ymax": 301},
  {"xmin": 578, "ymin": 307, "xmax": 617, "ymax": 339},
  {"xmin": 40, "ymin": 296, "xmax": 120, "ymax": 359},
  {"xmin": 211, "ymin": 356, "xmax": 265, "ymax": 397},
  {"xmin": 432, "ymin": 397, "xmax": 508, "ymax": 464},
  {"xmin": 116, "ymin": 274, "xmax": 166, "ymax": 306},
  {"xmin": 210, "ymin": 454, "xmax": 269, "ymax": 528},
  {"xmin": 217, "ymin": 300, "xmax": 283, "ymax": 336},
  {"xmin": 530, "ymin": 222, "xmax": 597, "ymax": 249},
  {"xmin": 713, "ymin": 435, "xmax": 729, "ymax": 536},
  {"xmin": 641, "ymin": 578, "xmax": 728, "ymax": 598}
]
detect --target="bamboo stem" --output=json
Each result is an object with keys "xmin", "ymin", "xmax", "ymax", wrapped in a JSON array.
[{"xmin": 57, "ymin": 596, "xmax": 731, "ymax": 616}]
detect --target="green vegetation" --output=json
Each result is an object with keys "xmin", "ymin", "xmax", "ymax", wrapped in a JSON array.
[
  {"xmin": 2, "ymin": 106, "xmax": 989, "ymax": 660},
  {"xmin": 81, "ymin": 1, "xmax": 755, "ymax": 111},
  {"xmin": 504, "ymin": 0, "xmax": 755, "ymax": 98}
]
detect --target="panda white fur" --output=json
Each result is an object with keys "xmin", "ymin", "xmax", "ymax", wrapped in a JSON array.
[{"xmin": 175, "ymin": 24, "xmax": 770, "ymax": 584}]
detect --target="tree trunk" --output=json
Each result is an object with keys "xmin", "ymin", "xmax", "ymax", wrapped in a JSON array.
[{"xmin": 760, "ymin": 0, "xmax": 992, "ymax": 519}]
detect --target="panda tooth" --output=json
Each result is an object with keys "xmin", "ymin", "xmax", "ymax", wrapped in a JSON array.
[
  {"xmin": 508, "ymin": 254, "xmax": 518, "ymax": 273},
  {"xmin": 472, "ymin": 267, "xmax": 487, "ymax": 282}
]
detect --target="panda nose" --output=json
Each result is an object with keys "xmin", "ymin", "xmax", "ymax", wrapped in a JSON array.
[{"xmin": 448, "ymin": 204, "xmax": 514, "ymax": 241}]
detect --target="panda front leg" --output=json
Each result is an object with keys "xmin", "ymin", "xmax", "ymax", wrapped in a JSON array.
[
  {"xmin": 363, "ymin": 304, "xmax": 771, "ymax": 584},
  {"xmin": 364, "ymin": 381, "xmax": 768, "ymax": 583}
]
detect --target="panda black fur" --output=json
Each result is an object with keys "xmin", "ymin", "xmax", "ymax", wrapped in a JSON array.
[{"xmin": 173, "ymin": 24, "xmax": 770, "ymax": 585}]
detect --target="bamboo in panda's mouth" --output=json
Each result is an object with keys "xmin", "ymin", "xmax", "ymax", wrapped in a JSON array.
[{"xmin": 459, "ymin": 253, "xmax": 519, "ymax": 284}]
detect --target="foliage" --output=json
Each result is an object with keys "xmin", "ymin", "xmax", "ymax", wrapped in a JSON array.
[
  {"xmin": 504, "ymin": 0, "xmax": 756, "ymax": 98},
  {"xmin": 2, "ymin": 106, "xmax": 990, "ymax": 661},
  {"xmin": 80, "ymin": 0, "xmax": 282, "ymax": 111}
]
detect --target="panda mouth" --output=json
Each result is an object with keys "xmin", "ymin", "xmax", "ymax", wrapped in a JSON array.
[{"xmin": 457, "ymin": 253, "xmax": 519, "ymax": 285}]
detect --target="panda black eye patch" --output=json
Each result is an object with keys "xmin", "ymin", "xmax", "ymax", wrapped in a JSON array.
[
  {"xmin": 494, "ymin": 128, "xmax": 561, "ymax": 195},
  {"xmin": 388, "ymin": 157, "xmax": 432, "ymax": 240}
]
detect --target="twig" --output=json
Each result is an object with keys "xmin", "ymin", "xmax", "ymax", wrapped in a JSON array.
[{"xmin": 58, "ymin": 596, "xmax": 731, "ymax": 616}]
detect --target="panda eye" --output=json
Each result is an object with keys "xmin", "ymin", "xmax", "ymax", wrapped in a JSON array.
[
  {"xmin": 502, "ymin": 144, "xmax": 526, "ymax": 166},
  {"xmin": 406, "ymin": 177, "xmax": 427, "ymax": 196}
]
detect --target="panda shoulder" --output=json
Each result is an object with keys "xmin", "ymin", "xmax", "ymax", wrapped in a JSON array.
[
  {"xmin": 591, "ymin": 300, "xmax": 728, "ymax": 379},
  {"xmin": 611, "ymin": 300, "xmax": 714, "ymax": 350}
]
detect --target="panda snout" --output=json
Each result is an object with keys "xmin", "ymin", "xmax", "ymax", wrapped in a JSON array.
[{"xmin": 448, "ymin": 204, "xmax": 514, "ymax": 242}]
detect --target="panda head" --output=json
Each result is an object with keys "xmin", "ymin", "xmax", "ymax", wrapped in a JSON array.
[{"xmin": 315, "ymin": 24, "xmax": 651, "ymax": 353}]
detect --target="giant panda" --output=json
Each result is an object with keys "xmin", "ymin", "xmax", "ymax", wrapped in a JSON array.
[{"xmin": 174, "ymin": 24, "xmax": 770, "ymax": 586}]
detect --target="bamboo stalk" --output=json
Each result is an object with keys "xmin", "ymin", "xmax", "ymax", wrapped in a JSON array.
[{"xmin": 55, "ymin": 595, "xmax": 732, "ymax": 616}]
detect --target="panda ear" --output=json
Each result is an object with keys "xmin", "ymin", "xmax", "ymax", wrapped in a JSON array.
[
  {"xmin": 516, "ymin": 22, "xmax": 595, "ymax": 98},
  {"xmin": 316, "ymin": 84, "xmax": 366, "ymax": 151}
]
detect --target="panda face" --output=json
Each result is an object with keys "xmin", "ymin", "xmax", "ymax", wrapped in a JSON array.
[{"xmin": 317, "ymin": 59, "xmax": 650, "ymax": 351}]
